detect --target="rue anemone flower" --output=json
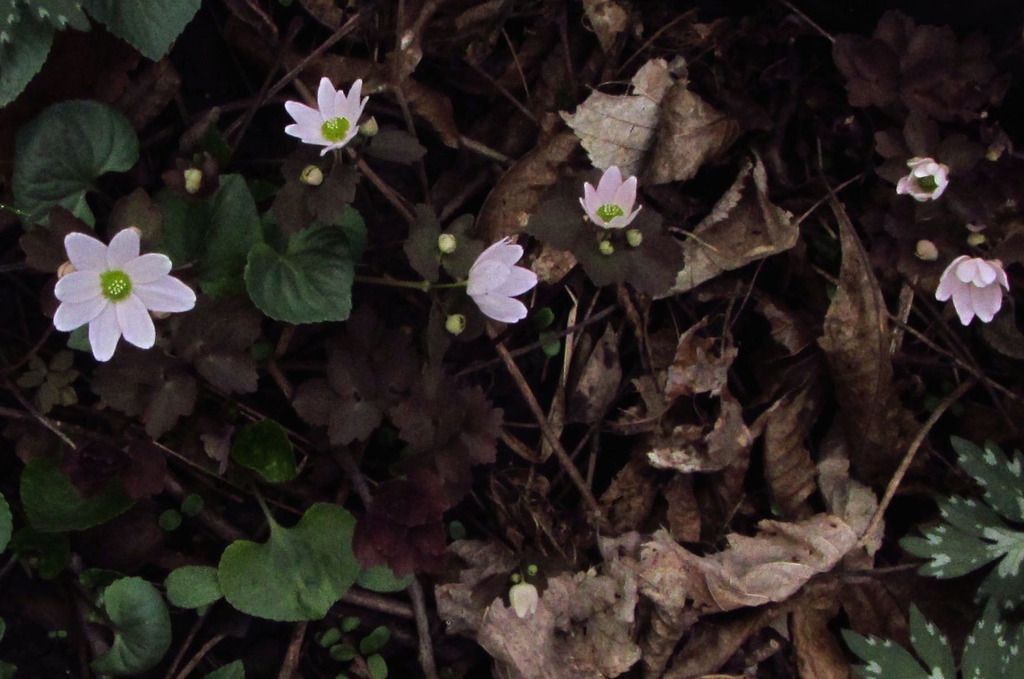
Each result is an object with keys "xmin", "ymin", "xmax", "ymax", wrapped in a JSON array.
[
  {"xmin": 467, "ymin": 238, "xmax": 537, "ymax": 324},
  {"xmin": 508, "ymin": 581, "xmax": 539, "ymax": 618},
  {"xmin": 935, "ymin": 256, "xmax": 1009, "ymax": 325},
  {"xmin": 896, "ymin": 157, "xmax": 949, "ymax": 202},
  {"xmin": 580, "ymin": 165, "xmax": 641, "ymax": 229},
  {"xmin": 54, "ymin": 229, "xmax": 196, "ymax": 362},
  {"xmin": 284, "ymin": 77, "xmax": 368, "ymax": 155}
]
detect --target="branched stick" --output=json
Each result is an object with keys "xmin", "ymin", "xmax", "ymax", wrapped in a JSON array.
[{"xmin": 858, "ymin": 378, "xmax": 976, "ymax": 548}]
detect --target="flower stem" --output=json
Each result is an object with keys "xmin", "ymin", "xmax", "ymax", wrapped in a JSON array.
[
  {"xmin": 354, "ymin": 275, "xmax": 467, "ymax": 292},
  {"xmin": 0, "ymin": 202, "xmax": 29, "ymax": 218}
]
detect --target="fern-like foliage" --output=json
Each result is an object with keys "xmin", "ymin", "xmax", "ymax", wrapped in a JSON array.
[
  {"xmin": 900, "ymin": 437, "xmax": 1024, "ymax": 610},
  {"xmin": 844, "ymin": 602, "xmax": 1022, "ymax": 679}
]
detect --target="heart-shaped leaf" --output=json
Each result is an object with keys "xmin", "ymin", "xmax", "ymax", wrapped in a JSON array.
[
  {"xmin": 20, "ymin": 455, "xmax": 132, "ymax": 532},
  {"xmin": 230, "ymin": 420, "xmax": 297, "ymax": 483},
  {"xmin": 217, "ymin": 503, "xmax": 360, "ymax": 621},
  {"xmin": 244, "ymin": 209, "xmax": 365, "ymax": 324},
  {"xmin": 81, "ymin": 0, "xmax": 200, "ymax": 60},
  {"xmin": 91, "ymin": 577, "xmax": 172, "ymax": 676},
  {"xmin": 165, "ymin": 565, "xmax": 223, "ymax": 609},
  {"xmin": 13, "ymin": 100, "xmax": 139, "ymax": 225}
]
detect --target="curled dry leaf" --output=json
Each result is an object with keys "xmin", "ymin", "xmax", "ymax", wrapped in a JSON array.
[
  {"xmin": 665, "ymin": 317, "xmax": 737, "ymax": 399},
  {"xmin": 790, "ymin": 584, "xmax": 853, "ymax": 679},
  {"xmin": 634, "ymin": 514, "xmax": 858, "ymax": 614},
  {"xmin": 664, "ymin": 604, "xmax": 785, "ymax": 678},
  {"xmin": 754, "ymin": 382, "xmax": 822, "ymax": 519},
  {"xmin": 645, "ymin": 78, "xmax": 740, "ymax": 185},
  {"xmin": 583, "ymin": 0, "xmax": 629, "ymax": 53},
  {"xmin": 600, "ymin": 454, "xmax": 660, "ymax": 534},
  {"xmin": 818, "ymin": 197, "xmax": 918, "ymax": 482},
  {"xmin": 560, "ymin": 59, "xmax": 674, "ymax": 178},
  {"xmin": 817, "ymin": 428, "xmax": 883, "ymax": 556},
  {"xmin": 668, "ymin": 156, "xmax": 798, "ymax": 296},
  {"xmin": 647, "ymin": 388, "xmax": 752, "ymax": 474}
]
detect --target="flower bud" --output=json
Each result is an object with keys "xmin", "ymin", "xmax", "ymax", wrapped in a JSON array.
[
  {"xmin": 183, "ymin": 168, "xmax": 203, "ymax": 194},
  {"xmin": 967, "ymin": 232, "xmax": 987, "ymax": 247},
  {"xmin": 526, "ymin": 563, "xmax": 538, "ymax": 577},
  {"xmin": 445, "ymin": 313, "xmax": 467, "ymax": 336},
  {"xmin": 509, "ymin": 582, "xmax": 538, "ymax": 618},
  {"xmin": 626, "ymin": 229, "xmax": 643, "ymax": 247},
  {"xmin": 437, "ymin": 233, "xmax": 457, "ymax": 254},
  {"xmin": 915, "ymin": 239, "xmax": 938, "ymax": 261},
  {"xmin": 359, "ymin": 116, "xmax": 379, "ymax": 137},
  {"xmin": 57, "ymin": 261, "xmax": 76, "ymax": 278},
  {"xmin": 598, "ymin": 240, "xmax": 615, "ymax": 256},
  {"xmin": 300, "ymin": 165, "xmax": 324, "ymax": 187}
]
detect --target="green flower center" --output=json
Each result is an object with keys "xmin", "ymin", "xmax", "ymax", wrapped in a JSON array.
[
  {"xmin": 596, "ymin": 203, "xmax": 624, "ymax": 223},
  {"xmin": 100, "ymin": 270, "xmax": 132, "ymax": 301},
  {"xmin": 321, "ymin": 117, "xmax": 351, "ymax": 143},
  {"xmin": 916, "ymin": 175, "xmax": 938, "ymax": 192}
]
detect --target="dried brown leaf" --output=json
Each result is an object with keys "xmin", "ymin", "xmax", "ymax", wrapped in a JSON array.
[
  {"xmin": 636, "ymin": 514, "xmax": 858, "ymax": 614},
  {"xmin": 790, "ymin": 590, "xmax": 851, "ymax": 679},
  {"xmin": 647, "ymin": 389, "xmax": 751, "ymax": 474},
  {"xmin": 645, "ymin": 79, "xmax": 740, "ymax": 185},
  {"xmin": 560, "ymin": 59, "xmax": 674, "ymax": 177},
  {"xmin": 664, "ymin": 606, "xmax": 781, "ymax": 679},
  {"xmin": 114, "ymin": 59, "xmax": 181, "ymax": 130},
  {"xmin": 664, "ymin": 474, "xmax": 701, "ymax": 543},
  {"xmin": 600, "ymin": 455, "xmax": 659, "ymax": 534},
  {"xmin": 665, "ymin": 317, "xmax": 737, "ymax": 399},
  {"xmin": 818, "ymin": 197, "xmax": 918, "ymax": 482},
  {"xmin": 568, "ymin": 324, "xmax": 621, "ymax": 423},
  {"xmin": 583, "ymin": 0, "xmax": 629, "ymax": 53},
  {"xmin": 755, "ymin": 383, "xmax": 821, "ymax": 518},
  {"xmin": 817, "ymin": 429, "xmax": 883, "ymax": 556},
  {"xmin": 669, "ymin": 157, "xmax": 797, "ymax": 295}
]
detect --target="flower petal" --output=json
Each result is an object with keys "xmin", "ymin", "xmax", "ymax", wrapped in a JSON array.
[
  {"xmin": 471, "ymin": 238, "xmax": 523, "ymax": 275},
  {"xmin": 132, "ymin": 276, "xmax": 196, "ymax": 313},
  {"xmin": 970, "ymin": 283, "xmax": 1002, "ymax": 323},
  {"xmin": 346, "ymin": 79, "xmax": 363, "ymax": 113},
  {"xmin": 612, "ymin": 175, "xmax": 638, "ymax": 214},
  {"xmin": 472, "ymin": 293, "xmax": 528, "ymax": 324},
  {"xmin": 951, "ymin": 287, "xmax": 976, "ymax": 326},
  {"xmin": 935, "ymin": 258, "xmax": 967, "ymax": 301},
  {"xmin": 106, "ymin": 228, "xmax": 140, "ymax": 268},
  {"xmin": 284, "ymin": 100, "xmax": 322, "ymax": 129},
  {"xmin": 596, "ymin": 166, "xmax": 622, "ymax": 203},
  {"xmin": 54, "ymin": 296, "xmax": 108, "ymax": 332},
  {"xmin": 123, "ymin": 253, "xmax": 172, "ymax": 284},
  {"xmin": 976, "ymin": 260, "xmax": 997, "ymax": 286},
  {"xmin": 55, "ymin": 270, "xmax": 102, "ymax": 303},
  {"xmin": 493, "ymin": 266, "xmax": 537, "ymax": 297},
  {"xmin": 88, "ymin": 305, "xmax": 122, "ymax": 362},
  {"xmin": 317, "ymin": 77, "xmax": 337, "ymax": 118},
  {"xmin": 955, "ymin": 258, "xmax": 981, "ymax": 285},
  {"xmin": 64, "ymin": 232, "xmax": 108, "ymax": 271},
  {"xmin": 467, "ymin": 259, "xmax": 510, "ymax": 296},
  {"xmin": 116, "ymin": 295, "xmax": 155, "ymax": 349}
]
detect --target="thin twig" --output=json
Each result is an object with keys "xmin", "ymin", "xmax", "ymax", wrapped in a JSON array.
[
  {"xmin": 3, "ymin": 379, "xmax": 76, "ymax": 448},
  {"xmin": 174, "ymin": 634, "xmax": 227, "ymax": 679},
  {"xmin": 277, "ymin": 622, "xmax": 308, "ymax": 679},
  {"xmin": 164, "ymin": 610, "xmax": 210, "ymax": 679},
  {"xmin": 355, "ymin": 155, "xmax": 417, "ymax": 224},
  {"xmin": 491, "ymin": 339, "xmax": 605, "ymax": 524},
  {"xmin": 341, "ymin": 589, "xmax": 415, "ymax": 619},
  {"xmin": 858, "ymin": 378, "xmax": 976, "ymax": 548},
  {"xmin": 408, "ymin": 579, "xmax": 439, "ymax": 679},
  {"xmin": 777, "ymin": 0, "xmax": 834, "ymax": 43}
]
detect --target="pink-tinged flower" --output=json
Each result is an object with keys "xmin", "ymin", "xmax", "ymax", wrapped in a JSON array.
[
  {"xmin": 896, "ymin": 157, "xmax": 950, "ymax": 202},
  {"xmin": 935, "ymin": 256, "xmax": 1009, "ymax": 325},
  {"xmin": 509, "ymin": 582, "xmax": 538, "ymax": 618},
  {"xmin": 284, "ymin": 77, "xmax": 368, "ymax": 155},
  {"xmin": 54, "ymin": 229, "xmax": 196, "ymax": 362},
  {"xmin": 467, "ymin": 238, "xmax": 538, "ymax": 324},
  {"xmin": 580, "ymin": 166, "xmax": 641, "ymax": 229}
]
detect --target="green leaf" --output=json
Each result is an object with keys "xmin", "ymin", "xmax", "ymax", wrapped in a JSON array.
[
  {"xmin": 0, "ymin": 661, "xmax": 14, "ymax": 679},
  {"xmin": 907, "ymin": 605, "xmax": 955, "ymax": 679},
  {"xmin": 359, "ymin": 626, "xmax": 390, "ymax": 655},
  {"xmin": 329, "ymin": 643, "xmax": 357, "ymax": 662},
  {"xmin": 0, "ymin": 492, "xmax": 10, "ymax": 554},
  {"xmin": 341, "ymin": 616, "xmax": 360, "ymax": 633},
  {"xmin": 20, "ymin": 455, "xmax": 132, "ymax": 532},
  {"xmin": 201, "ymin": 175, "xmax": 264, "ymax": 297},
  {"xmin": 165, "ymin": 565, "xmax": 223, "ymax": 609},
  {"xmin": 205, "ymin": 660, "xmax": 246, "ymax": 679},
  {"xmin": 318, "ymin": 628, "xmax": 342, "ymax": 647},
  {"xmin": 230, "ymin": 420, "xmax": 297, "ymax": 483},
  {"xmin": 365, "ymin": 129, "xmax": 426, "ymax": 164},
  {"xmin": 404, "ymin": 205, "xmax": 441, "ymax": 283},
  {"xmin": 841, "ymin": 630, "xmax": 930, "ymax": 679},
  {"xmin": 366, "ymin": 654, "xmax": 388, "ymax": 679},
  {"xmin": 79, "ymin": 568, "xmax": 122, "ymax": 590},
  {"xmin": 159, "ymin": 509, "xmax": 182, "ymax": 531},
  {"xmin": 217, "ymin": 503, "xmax": 360, "ymax": 621},
  {"xmin": 356, "ymin": 565, "xmax": 413, "ymax": 593},
  {"xmin": 10, "ymin": 527, "xmax": 69, "ymax": 579},
  {"xmin": 0, "ymin": 13, "xmax": 54, "ymax": 108},
  {"xmin": 26, "ymin": 0, "xmax": 90, "ymax": 30},
  {"xmin": 181, "ymin": 493, "xmax": 204, "ymax": 517},
  {"xmin": 91, "ymin": 577, "xmax": 172, "ymax": 676},
  {"xmin": 81, "ymin": 0, "xmax": 200, "ymax": 60},
  {"xmin": 156, "ymin": 189, "xmax": 207, "ymax": 265},
  {"xmin": 13, "ymin": 100, "xmax": 138, "ymax": 225},
  {"xmin": 0, "ymin": 616, "xmax": 5, "ymax": 642},
  {"xmin": 962, "ymin": 601, "xmax": 1014, "ymax": 679},
  {"xmin": 951, "ymin": 437, "xmax": 1024, "ymax": 523},
  {"xmin": 244, "ymin": 221, "xmax": 359, "ymax": 324}
]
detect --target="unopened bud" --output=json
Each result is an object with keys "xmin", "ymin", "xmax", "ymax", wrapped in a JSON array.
[
  {"xmin": 359, "ymin": 116, "xmax": 379, "ymax": 137},
  {"xmin": 300, "ymin": 165, "xmax": 324, "ymax": 186},
  {"xmin": 598, "ymin": 240, "xmax": 615, "ymax": 256},
  {"xmin": 914, "ymin": 239, "xmax": 938, "ymax": 261},
  {"xmin": 57, "ymin": 261, "xmax": 75, "ymax": 278},
  {"xmin": 526, "ymin": 563, "xmax": 538, "ymax": 576},
  {"xmin": 445, "ymin": 313, "xmax": 466, "ymax": 336},
  {"xmin": 967, "ymin": 232, "xmax": 987, "ymax": 247},
  {"xmin": 183, "ymin": 168, "xmax": 203, "ymax": 194},
  {"xmin": 437, "ymin": 233, "xmax": 457, "ymax": 254},
  {"xmin": 626, "ymin": 229, "xmax": 643, "ymax": 248}
]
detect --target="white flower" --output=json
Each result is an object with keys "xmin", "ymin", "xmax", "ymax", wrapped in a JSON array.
[
  {"xmin": 896, "ymin": 157, "xmax": 949, "ymax": 202},
  {"xmin": 467, "ymin": 238, "xmax": 537, "ymax": 324},
  {"xmin": 935, "ymin": 255, "xmax": 1009, "ymax": 325},
  {"xmin": 509, "ymin": 582, "xmax": 538, "ymax": 618},
  {"xmin": 284, "ymin": 77, "xmax": 368, "ymax": 155},
  {"xmin": 580, "ymin": 166, "xmax": 641, "ymax": 229},
  {"xmin": 53, "ymin": 229, "xmax": 196, "ymax": 362}
]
